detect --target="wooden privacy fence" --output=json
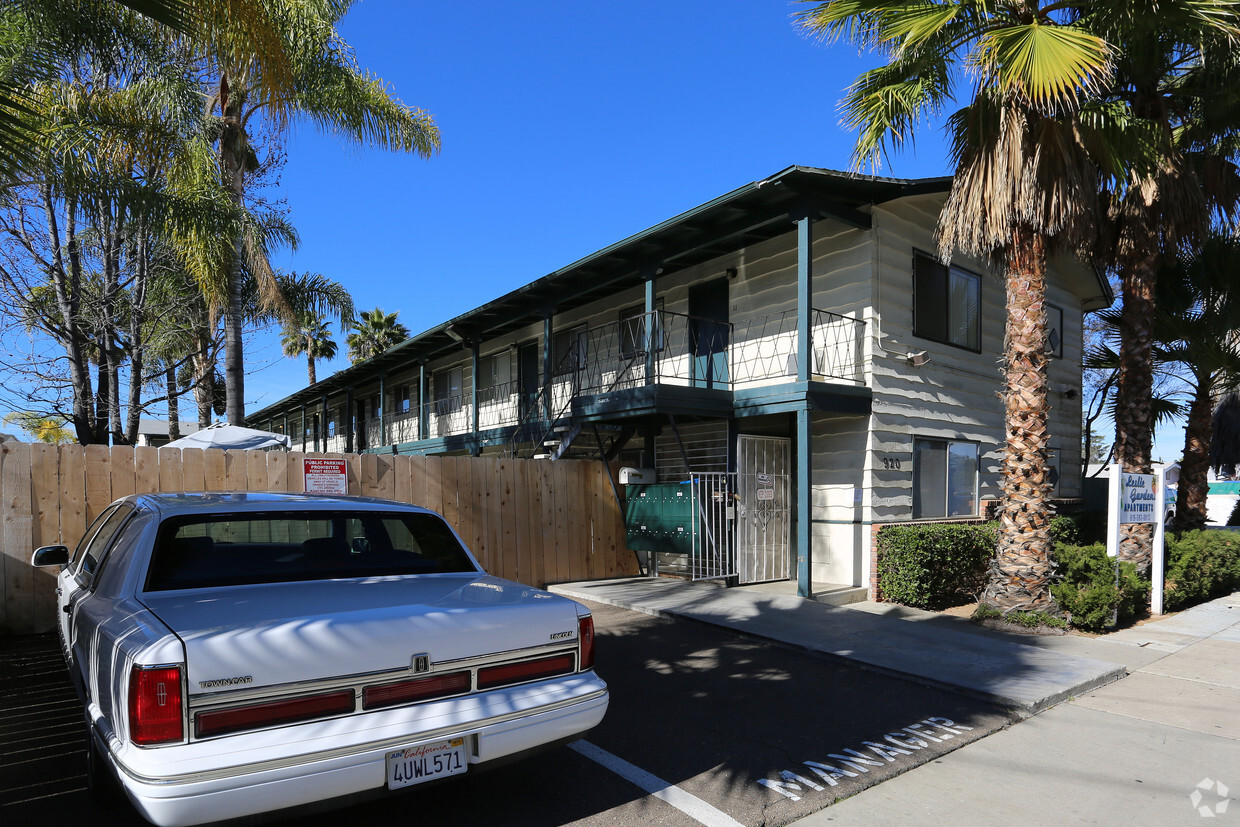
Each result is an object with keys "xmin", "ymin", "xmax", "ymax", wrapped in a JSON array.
[{"xmin": 0, "ymin": 442, "xmax": 636, "ymax": 635}]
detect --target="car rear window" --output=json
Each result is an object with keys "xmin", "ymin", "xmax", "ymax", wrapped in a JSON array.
[{"xmin": 145, "ymin": 510, "xmax": 477, "ymax": 591}]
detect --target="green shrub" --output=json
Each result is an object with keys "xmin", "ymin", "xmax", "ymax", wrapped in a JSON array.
[
  {"xmin": 1049, "ymin": 512, "xmax": 1107, "ymax": 546},
  {"xmin": 1164, "ymin": 530, "xmax": 1240, "ymax": 611},
  {"xmin": 877, "ymin": 523, "xmax": 996, "ymax": 609},
  {"xmin": 1050, "ymin": 543, "xmax": 1150, "ymax": 632}
]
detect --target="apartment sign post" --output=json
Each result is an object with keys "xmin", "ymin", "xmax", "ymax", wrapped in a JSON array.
[{"xmin": 1106, "ymin": 464, "xmax": 1171, "ymax": 616}]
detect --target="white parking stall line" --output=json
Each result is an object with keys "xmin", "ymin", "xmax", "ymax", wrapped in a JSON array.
[{"xmin": 568, "ymin": 740, "xmax": 745, "ymax": 827}]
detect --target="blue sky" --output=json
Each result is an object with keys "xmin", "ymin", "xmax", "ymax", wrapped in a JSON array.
[
  {"xmin": 241, "ymin": 1, "xmax": 1180, "ymax": 462},
  {"xmin": 252, "ymin": 0, "xmax": 948, "ymax": 394}
]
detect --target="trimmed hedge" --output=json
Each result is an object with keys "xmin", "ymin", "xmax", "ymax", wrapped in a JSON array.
[
  {"xmin": 1164, "ymin": 530, "xmax": 1240, "ymax": 611},
  {"xmin": 876, "ymin": 523, "xmax": 996, "ymax": 609},
  {"xmin": 1049, "ymin": 543, "xmax": 1149, "ymax": 632},
  {"xmin": 1049, "ymin": 511, "xmax": 1107, "ymax": 546},
  {"xmin": 875, "ymin": 521, "xmax": 1240, "ymax": 629}
]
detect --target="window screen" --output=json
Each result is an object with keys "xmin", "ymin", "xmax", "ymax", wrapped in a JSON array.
[
  {"xmin": 914, "ymin": 252, "xmax": 981, "ymax": 351},
  {"xmin": 1047, "ymin": 304, "xmax": 1064, "ymax": 358},
  {"xmin": 434, "ymin": 366, "xmax": 463, "ymax": 414},
  {"xmin": 913, "ymin": 438, "xmax": 979, "ymax": 518}
]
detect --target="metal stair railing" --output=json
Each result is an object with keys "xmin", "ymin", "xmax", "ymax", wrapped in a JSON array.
[{"xmin": 504, "ymin": 342, "xmax": 583, "ymax": 458}]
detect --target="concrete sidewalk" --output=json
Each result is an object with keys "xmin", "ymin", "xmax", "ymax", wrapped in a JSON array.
[
  {"xmin": 550, "ymin": 578, "xmax": 1127, "ymax": 714},
  {"xmin": 799, "ymin": 589, "xmax": 1240, "ymax": 825}
]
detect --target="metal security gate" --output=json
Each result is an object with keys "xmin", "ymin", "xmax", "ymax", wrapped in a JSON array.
[
  {"xmin": 736, "ymin": 435, "xmax": 791, "ymax": 584},
  {"xmin": 690, "ymin": 472, "xmax": 736, "ymax": 581}
]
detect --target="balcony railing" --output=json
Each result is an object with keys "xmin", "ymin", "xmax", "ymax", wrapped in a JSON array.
[
  {"xmin": 342, "ymin": 308, "xmax": 866, "ymax": 449},
  {"xmin": 730, "ymin": 308, "xmax": 867, "ymax": 386},
  {"xmin": 573, "ymin": 308, "xmax": 866, "ymax": 393}
]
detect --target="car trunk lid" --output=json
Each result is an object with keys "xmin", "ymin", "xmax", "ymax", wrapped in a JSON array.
[{"xmin": 140, "ymin": 574, "xmax": 582, "ymax": 693}]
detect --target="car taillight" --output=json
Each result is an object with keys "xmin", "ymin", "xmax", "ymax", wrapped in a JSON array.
[
  {"xmin": 129, "ymin": 666, "xmax": 184, "ymax": 746},
  {"xmin": 196, "ymin": 690, "xmax": 355, "ymax": 738},
  {"xmin": 477, "ymin": 654, "xmax": 575, "ymax": 689},
  {"xmin": 579, "ymin": 615, "xmax": 595, "ymax": 670},
  {"xmin": 363, "ymin": 671, "xmax": 471, "ymax": 710}
]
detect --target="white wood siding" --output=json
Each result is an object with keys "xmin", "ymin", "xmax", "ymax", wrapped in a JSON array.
[
  {"xmin": 811, "ymin": 413, "xmax": 870, "ymax": 586},
  {"xmin": 866, "ymin": 194, "xmax": 1086, "ymax": 523}
]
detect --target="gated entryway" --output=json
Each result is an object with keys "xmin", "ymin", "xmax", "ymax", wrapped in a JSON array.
[
  {"xmin": 689, "ymin": 472, "xmax": 736, "ymax": 581},
  {"xmin": 736, "ymin": 435, "xmax": 791, "ymax": 584}
]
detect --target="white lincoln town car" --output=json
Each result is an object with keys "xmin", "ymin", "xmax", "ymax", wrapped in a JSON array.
[{"xmin": 32, "ymin": 492, "xmax": 608, "ymax": 826}]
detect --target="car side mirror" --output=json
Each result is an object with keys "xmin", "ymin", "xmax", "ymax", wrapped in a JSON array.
[{"xmin": 32, "ymin": 544, "xmax": 70, "ymax": 567}]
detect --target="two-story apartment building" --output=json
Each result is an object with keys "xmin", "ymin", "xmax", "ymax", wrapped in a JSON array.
[{"xmin": 248, "ymin": 165, "xmax": 1112, "ymax": 599}]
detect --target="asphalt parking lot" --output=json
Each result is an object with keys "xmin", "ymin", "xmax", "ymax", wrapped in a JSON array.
[{"xmin": 0, "ymin": 600, "xmax": 1014, "ymax": 827}]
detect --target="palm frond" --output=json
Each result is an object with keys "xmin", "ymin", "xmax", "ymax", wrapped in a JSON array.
[{"xmin": 972, "ymin": 21, "xmax": 1114, "ymax": 112}]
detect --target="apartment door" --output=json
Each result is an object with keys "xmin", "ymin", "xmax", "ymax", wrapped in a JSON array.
[
  {"xmin": 688, "ymin": 279, "xmax": 729, "ymax": 388},
  {"xmin": 736, "ymin": 435, "xmax": 792, "ymax": 584},
  {"xmin": 518, "ymin": 341, "xmax": 540, "ymax": 417}
]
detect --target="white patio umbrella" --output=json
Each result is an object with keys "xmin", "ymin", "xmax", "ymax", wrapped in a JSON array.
[{"xmin": 164, "ymin": 423, "xmax": 292, "ymax": 451}]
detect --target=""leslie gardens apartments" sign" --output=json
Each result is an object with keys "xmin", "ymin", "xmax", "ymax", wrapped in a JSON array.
[{"xmin": 1106, "ymin": 464, "xmax": 1177, "ymax": 614}]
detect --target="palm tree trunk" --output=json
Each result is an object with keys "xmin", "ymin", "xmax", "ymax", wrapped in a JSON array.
[
  {"xmin": 1115, "ymin": 252, "xmax": 1158, "ymax": 572},
  {"xmin": 981, "ymin": 227, "xmax": 1056, "ymax": 614},
  {"xmin": 124, "ymin": 231, "xmax": 150, "ymax": 446},
  {"xmin": 1176, "ymin": 381, "xmax": 1213, "ymax": 531},
  {"xmin": 43, "ymin": 188, "xmax": 96, "ymax": 444},
  {"xmin": 166, "ymin": 365, "xmax": 181, "ymax": 441},
  {"xmin": 223, "ymin": 248, "xmax": 245, "ymax": 424},
  {"xmin": 220, "ymin": 75, "xmax": 247, "ymax": 426},
  {"xmin": 100, "ymin": 210, "xmax": 125, "ymax": 445},
  {"xmin": 307, "ymin": 345, "xmax": 316, "ymax": 385},
  {"xmin": 95, "ymin": 341, "xmax": 110, "ymax": 444},
  {"xmin": 195, "ymin": 367, "xmax": 214, "ymax": 430}
]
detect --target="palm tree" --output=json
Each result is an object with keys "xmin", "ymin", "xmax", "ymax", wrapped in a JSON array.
[
  {"xmin": 0, "ymin": 0, "xmax": 293, "ymax": 185},
  {"xmin": 3, "ymin": 412, "xmax": 73, "ymax": 443},
  {"xmin": 259, "ymin": 270, "xmax": 354, "ymax": 385},
  {"xmin": 1091, "ymin": 7, "xmax": 1240, "ymax": 568},
  {"xmin": 193, "ymin": 0, "xmax": 439, "ymax": 425},
  {"xmin": 1210, "ymin": 392, "xmax": 1240, "ymax": 479},
  {"xmin": 1152, "ymin": 233, "xmax": 1240, "ymax": 529},
  {"xmin": 282, "ymin": 311, "xmax": 337, "ymax": 385},
  {"xmin": 347, "ymin": 307, "xmax": 409, "ymax": 364},
  {"xmin": 800, "ymin": 1, "xmax": 1123, "ymax": 613}
]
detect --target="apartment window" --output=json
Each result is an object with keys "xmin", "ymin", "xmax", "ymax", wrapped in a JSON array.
[
  {"xmin": 618, "ymin": 301, "xmax": 665, "ymax": 358},
  {"xmin": 552, "ymin": 325, "xmax": 587, "ymax": 376},
  {"xmin": 327, "ymin": 411, "xmax": 337, "ymax": 439},
  {"xmin": 1047, "ymin": 304, "xmax": 1063, "ymax": 358},
  {"xmin": 434, "ymin": 366, "xmax": 463, "ymax": 415},
  {"xmin": 913, "ymin": 438, "xmax": 979, "ymax": 518},
  {"xmin": 398, "ymin": 385, "xmax": 412, "ymax": 414},
  {"xmin": 477, "ymin": 351, "xmax": 512, "ymax": 404},
  {"xmin": 914, "ymin": 252, "xmax": 981, "ymax": 351}
]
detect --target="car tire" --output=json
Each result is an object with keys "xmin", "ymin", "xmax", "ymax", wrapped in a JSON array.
[{"xmin": 86, "ymin": 726, "xmax": 122, "ymax": 807}]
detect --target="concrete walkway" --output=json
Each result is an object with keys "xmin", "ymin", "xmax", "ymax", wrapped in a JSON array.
[
  {"xmin": 799, "ymin": 589, "xmax": 1240, "ymax": 825},
  {"xmin": 550, "ymin": 578, "xmax": 1127, "ymax": 714}
]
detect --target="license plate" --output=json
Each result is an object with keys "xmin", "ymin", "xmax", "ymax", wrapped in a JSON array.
[{"xmin": 386, "ymin": 738, "xmax": 468, "ymax": 790}]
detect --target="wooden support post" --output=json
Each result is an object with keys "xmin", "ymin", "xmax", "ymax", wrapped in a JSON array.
[
  {"xmin": 345, "ymin": 386, "xmax": 354, "ymax": 454},
  {"xmin": 543, "ymin": 314, "xmax": 554, "ymax": 421},
  {"xmin": 418, "ymin": 362, "xmax": 428, "ymax": 441},
  {"xmin": 378, "ymin": 373, "xmax": 386, "ymax": 449},
  {"xmin": 796, "ymin": 407, "xmax": 812, "ymax": 597},
  {"xmin": 796, "ymin": 211, "xmax": 813, "ymax": 383}
]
